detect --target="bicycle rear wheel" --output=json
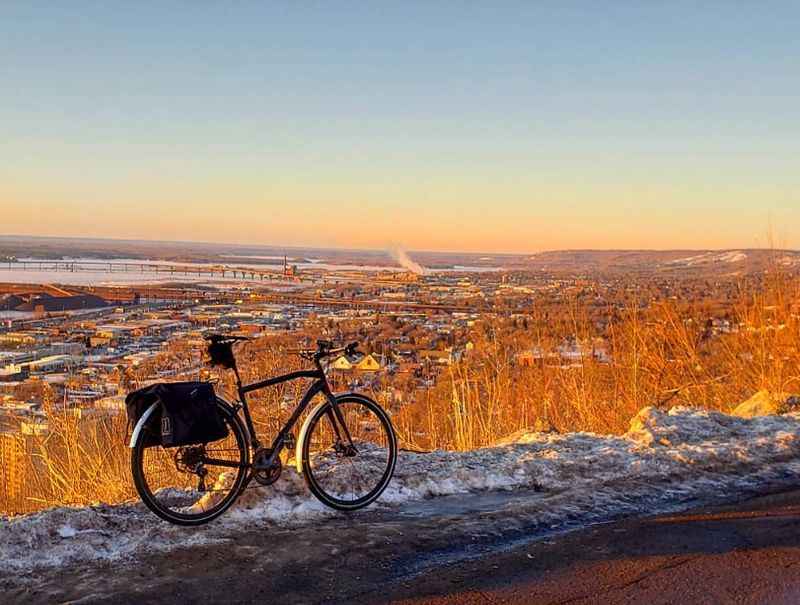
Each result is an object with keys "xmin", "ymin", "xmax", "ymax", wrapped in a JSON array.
[
  {"xmin": 302, "ymin": 394, "xmax": 396, "ymax": 511},
  {"xmin": 131, "ymin": 399, "xmax": 249, "ymax": 526}
]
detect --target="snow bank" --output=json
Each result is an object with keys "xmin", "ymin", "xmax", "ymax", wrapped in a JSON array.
[
  {"xmin": 2, "ymin": 406, "xmax": 799, "ymax": 571},
  {"xmin": 666, "ymin": 251, "xmax": 748, "ymax": 266},
  {"xmin": 733, "ymin": 390, "xmax": 800, "ymax": 418}
]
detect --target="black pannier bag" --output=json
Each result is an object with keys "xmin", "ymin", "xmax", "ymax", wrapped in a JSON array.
[{"xmin": 126, "ymin": 382, "xmax": 229, "ymax": 448}]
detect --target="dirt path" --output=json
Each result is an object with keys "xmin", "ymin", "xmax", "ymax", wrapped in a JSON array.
[{"xmin": 3, "ymin": 489, "xmax": 800, "ymax": 604}]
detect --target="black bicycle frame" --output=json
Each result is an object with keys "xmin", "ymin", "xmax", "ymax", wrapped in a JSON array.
[{"xmin": 230, "ymin": 361, "xmax": 352, "ymax": 471}]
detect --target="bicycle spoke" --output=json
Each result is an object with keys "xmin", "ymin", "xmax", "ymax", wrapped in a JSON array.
[
  {"xmin": 133, "ymin": 402, "xmax": 247, "ymax": 524},
  {"xmin": 304, "ymin": 398, "xmax": 395, "ymax": 508}
]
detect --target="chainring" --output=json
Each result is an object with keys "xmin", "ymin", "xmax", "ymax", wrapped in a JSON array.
[{"xmin": 252, "ymin": 447, "xmax": 282, "ymax": 486}]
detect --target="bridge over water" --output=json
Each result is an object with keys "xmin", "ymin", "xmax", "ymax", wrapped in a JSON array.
[{"xmin": 0, "ymin": 260, "xmax": 308, "ymax": 282}]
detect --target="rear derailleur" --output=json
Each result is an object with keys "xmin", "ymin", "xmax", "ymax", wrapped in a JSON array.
[{"xmin": 175, "ymin": 445, "xmax": 209, "ymax": 492}]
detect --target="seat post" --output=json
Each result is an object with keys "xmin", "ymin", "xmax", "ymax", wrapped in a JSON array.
[{"xmin": 231, "ymin": 360, "xmax": 243, "ymax": 390}]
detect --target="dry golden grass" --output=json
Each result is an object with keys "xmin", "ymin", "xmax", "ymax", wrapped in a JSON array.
[
  {"xmin": 394, "ymin": 273, "xmax": 800, "ymax": 451},
  {"xmin": 20, "ymin": 411, "xmax": 133, "ymax": 512}
]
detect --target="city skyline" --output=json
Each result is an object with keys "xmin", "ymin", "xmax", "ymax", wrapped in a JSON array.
[{"xmin": 3, "ymin": 2, "xmax": 799, "ymax": 252}]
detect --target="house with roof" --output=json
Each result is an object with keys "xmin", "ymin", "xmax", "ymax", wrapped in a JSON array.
[
  {"xmin": 354, "ymin": 353, "xmax": 381, "ymax": 372},
  {"xmin": 329, "ymin": 353, "xmax": 382, "ymax": 373},
  {"xmin": 329, "ymin": 356, "xmax": 354, "ymax": 371}
]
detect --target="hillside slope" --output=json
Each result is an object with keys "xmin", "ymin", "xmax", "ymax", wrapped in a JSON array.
[{"xmin": 2, "ymin": 406, "xmax": 799, "ymax": 576}]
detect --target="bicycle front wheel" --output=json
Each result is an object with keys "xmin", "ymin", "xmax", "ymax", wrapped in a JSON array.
[
  {"xmin": 302, "ymin": 394, "xmax": 397, "ymax": 511},
  {"xmin": 131, "ymin": 399, "xmax": 249, "ymax": 526}
]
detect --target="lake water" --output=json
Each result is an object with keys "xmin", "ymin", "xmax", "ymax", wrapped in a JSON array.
[{"xmin": 0, "ymin": 257, "xmax": 502, "ymax": 286}]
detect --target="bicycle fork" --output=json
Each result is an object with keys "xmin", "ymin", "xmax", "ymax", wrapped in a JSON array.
[{"xmin": 323, "ymin": 388, "xmax": 359, "ymax": 455}]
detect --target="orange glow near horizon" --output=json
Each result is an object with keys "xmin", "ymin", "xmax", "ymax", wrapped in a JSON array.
[{"xmin": 4, "ymin": 175, "xmax": 798, "ymax": 253}]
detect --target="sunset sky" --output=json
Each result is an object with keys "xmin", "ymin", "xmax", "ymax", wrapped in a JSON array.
[{"xmin": 2, "ymin": 2, "xmax": 799, "ymax": 253}]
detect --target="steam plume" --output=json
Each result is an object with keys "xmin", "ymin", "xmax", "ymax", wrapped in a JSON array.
[{"xmin": 389, "ymin": 246, "xmax": 427, "ymax": 275}]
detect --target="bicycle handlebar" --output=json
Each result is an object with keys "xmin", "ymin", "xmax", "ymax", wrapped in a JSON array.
[
  {"xmin": 295, "ymin": 341, "xmax": 361, "ymax": 361},
  {"xmin": 204, "ymin": 333, "xmax": 251, "ymax": 343},
  {"xmin": 204, "ymin": 332, "xmax": 360, "ymax": 364}
]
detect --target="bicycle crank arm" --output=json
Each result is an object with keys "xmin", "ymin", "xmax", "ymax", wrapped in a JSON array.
[{"xmin": 201, "ymin": 457, "xmax": 247, "ymax": 469}]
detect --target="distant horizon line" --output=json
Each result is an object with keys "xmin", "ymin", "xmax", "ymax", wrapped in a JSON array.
[{"xmin": 0, "ymin": 233, "xmax": 797, "ymax": 256}]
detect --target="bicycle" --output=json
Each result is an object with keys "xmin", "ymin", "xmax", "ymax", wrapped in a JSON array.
[{"xmin": 129, "ymin": 335, "xmax": 397, "ymax": 525}]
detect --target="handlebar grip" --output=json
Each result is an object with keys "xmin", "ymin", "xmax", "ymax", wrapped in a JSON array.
[{"xmin": 204, "ymin": 333, "xmax": 251, "ymax": 342}]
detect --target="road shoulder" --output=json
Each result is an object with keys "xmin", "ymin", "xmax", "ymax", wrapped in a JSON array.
[{"xmin": 379, "ymin": 490, "xmax": 800, "ymax": 605}]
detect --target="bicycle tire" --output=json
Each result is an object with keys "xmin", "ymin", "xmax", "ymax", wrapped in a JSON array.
[
  {"xmin": 301, "ymin": 393, "xmax": 397, "ymax": 511},
  {"xmin": 131, "ymin": 398, "xmax": 250, "ymax": 526}
]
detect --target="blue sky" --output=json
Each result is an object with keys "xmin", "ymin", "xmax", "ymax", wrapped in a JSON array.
[{"xmin": 2, "ymin": 2, "xmax": 799, "ymax": 251}]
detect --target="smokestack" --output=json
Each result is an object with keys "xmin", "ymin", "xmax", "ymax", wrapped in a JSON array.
[{"xmin": 388, "ymin": 247, "xmax": 427, "ymax": 275}]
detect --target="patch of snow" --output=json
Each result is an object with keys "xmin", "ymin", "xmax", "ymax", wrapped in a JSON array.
[
  {"xmin": 57, "ymin": 525, "xmax": 77, "ymax": 539},
  {"xmin": 667, "ymin": 251, "xmax": 748, "ymax": 266},
  {"xmin": 732, "ymin": 389, "xmax": 786, "ymax": 418},
  {"xmin": 717, "ymin": 251, "xmax": 747, "ymax": 263},
  {"xmin": 2, "ymin": 406, "xmax": 800, "ymax": 572}
]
